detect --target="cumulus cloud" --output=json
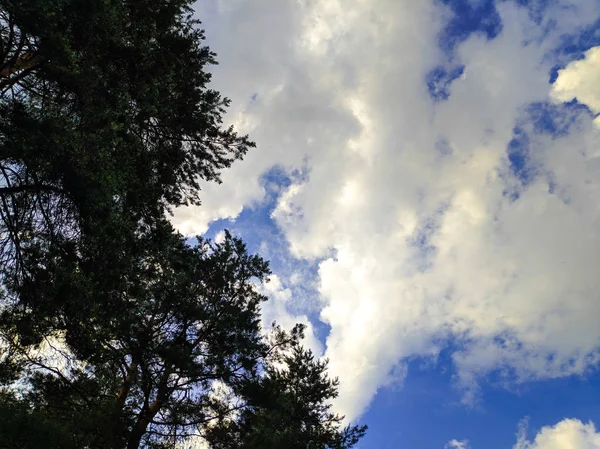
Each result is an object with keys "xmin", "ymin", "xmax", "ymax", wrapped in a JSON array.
[
  {"xmin": 513, "ymin": 419, "xmax": 600, "ymax": 449},
  {"xmin": 450, "ymin": 418, "xmax": 600, "ymax": 449},
  {"xmin": 551, "ymin": 46, "xmax": 600, "ymax": 126},
  {"xmin": 175, "ymin": 0, "xmax": 600, "ymax": 420}
]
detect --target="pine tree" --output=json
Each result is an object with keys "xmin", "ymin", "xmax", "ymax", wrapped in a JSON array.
[
  {"xmin": 0, "ymin": 1, "xmax": 368, "ymax": 448},
  {"xmin": 0, "ymin": 0, "xmax": 254, "ymax": 346},
  {"xmin": 206, "ymin": 345, "xmax": 367, "ymax": 449}
]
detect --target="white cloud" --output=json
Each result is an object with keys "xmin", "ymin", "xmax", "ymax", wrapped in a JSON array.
[
  {"xmin": 213, "ymin": 230, "xmax": 226, "ymax": 244},
  {"xmin": 514, "ymin": 419, "xmax": 600, "ymax": 449},
  {"xmin": 550, "ymin": 46, "xmax": 600, "ymax": 127},
  {"xmin": 177, "ymin": 0, "xmax": 600, "ymax": 421},
  {"xmin": 451, "ymin": 418, "xmax": 600, "ymax": 449},
  {"xmin": 446, "ymin": 439, "xmax": 470, "ymax": 449}
]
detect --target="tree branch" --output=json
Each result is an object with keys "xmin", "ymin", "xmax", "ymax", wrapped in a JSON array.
[{"xmin": 0, "ymin": 183, "xmax": 65, "ymax": 196}]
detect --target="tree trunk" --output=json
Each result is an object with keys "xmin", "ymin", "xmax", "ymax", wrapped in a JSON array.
[
  {"xmin": 126, "ymin": 367, "xmax": 171, "ymax": 449},
  {"xmin": 126, "ymin": 400, "xmax": 161, "ymax": 449}
]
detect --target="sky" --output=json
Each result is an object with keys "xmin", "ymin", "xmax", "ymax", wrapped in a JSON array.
[{"xmin": 173, "ymin": 1, "xmax": 600, "ymax": 448}]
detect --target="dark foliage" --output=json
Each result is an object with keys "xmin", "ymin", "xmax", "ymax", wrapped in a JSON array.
[{"xmin": 0, "ymin": 1, "xmax": 367, "ymax": 448}]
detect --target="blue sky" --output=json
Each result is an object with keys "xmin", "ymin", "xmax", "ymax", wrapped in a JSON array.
[{"xmin": 176, "ymin": 1, "xmax": 600, "ymax": 448}]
